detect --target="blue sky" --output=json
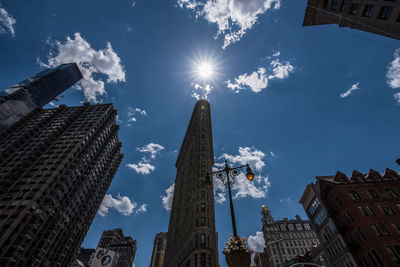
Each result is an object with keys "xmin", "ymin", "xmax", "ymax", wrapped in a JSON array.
[{"xmin": 1, "ymin": 0, "xmax": 400, "ymax": 266}]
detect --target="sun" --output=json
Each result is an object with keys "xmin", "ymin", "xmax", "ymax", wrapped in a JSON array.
[{"xmin": 195, "ymin": 61, "xmax": 215, "ymax": 80}]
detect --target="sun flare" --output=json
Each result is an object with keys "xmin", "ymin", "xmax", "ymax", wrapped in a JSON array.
[{"xmin": 196, "ymin": 62, "xmax": 215, "ymax": 80}]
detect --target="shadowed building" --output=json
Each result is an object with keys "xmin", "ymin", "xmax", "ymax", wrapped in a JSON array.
[
  {"xmin": 260, "ymin": 205, "xmax": 321, "ymax": 267},
  {"xmin": 96, "ymin": 228, "xmax": 137, "ymax": 267},
  {"xmin": 0, "ymin": 63, "xmax": 82, "ymax": 132},
  {"xmin": 149, "ymin": 232, "xmax": 167, "ymax": 267},
  {"xmin": 163, "ymin": 99, "xmax": 220, "ymax": 267},
  {"xmin": 0, "ymin": 103, "xmax": 123, "ymax": 266},
  {"xmin": 303, "ymin": 0, "xmax": 400, "ymax": 40},
  {"xmin": 301, "ymin": 169, "xmax": 400, "ymax": 266}
]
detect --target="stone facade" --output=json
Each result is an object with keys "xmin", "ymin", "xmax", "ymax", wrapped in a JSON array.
[
  {"xmin": 149, "ymin": 232, "xmax": 167, "ymax": 267},
  {"xmin": 261, "ymin": 205, "xmax": 320, "ymax": 266},
  {"xmin": 303, "ymin": 0, "xmax": 400, "ymax": 40},
  {"xmin": 0, "ymin": 103, "xmax": 123, "ymax": 266},
  {"xmin": 163, "ymin": 99, "xmax": 219, "ymax": 267}
]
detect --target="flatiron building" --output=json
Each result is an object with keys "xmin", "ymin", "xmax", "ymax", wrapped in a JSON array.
[
  {"xmin": 163, "ymin": 99, "xmax": 220, "ymax": 267},
  {"xmin": 0, "ymin": 103, "xmax": 123, "ymax": 266}
]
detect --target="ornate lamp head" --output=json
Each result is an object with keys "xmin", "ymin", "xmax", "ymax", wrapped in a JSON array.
[{"xmin": 245, "ymin": 164, "xmax": 255, "ymax": 181}]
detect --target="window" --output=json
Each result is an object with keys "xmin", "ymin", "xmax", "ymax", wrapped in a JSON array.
[
  {"xmin": 309, "ymin": 198, "xmax": 321, "ymax": 215},
  {"xmin": 345, "ymin": 210, "xmax": 354, "ymax": 222},
  {"xmin": 362, "ymin": 5, "xmax": 375, "ymax": 17},
  {"xmin": 371, "ymin": 224, "xmax": 382, "ymax": 236},
  {"xmin": 385, "ymin": 188, "xmax": 399, "ymax": 198},
  {"xmin": 349, "ymin": 190, "xmax": 361, "ymax": 200},
  {"xmin": 340, "ymin": 0, "xmax": 347, "ymax": 11},
  {"xmin": 385, "ymin": 204, "xmax": 395, "ymax": 215},
  {"xmin": 385, "ymin": 246, "xmax": 400, "ymax": 264},
  {"xmin": 367, "ymin": 189, "xmax": 380, "ymax": 199},
  {"xmin": 378, "ymin": 6, "xmax": 393, "ymax": 19},
  {"xmin": 314, "ymin": 209, "xmax": 328, "ymax": 225},
  {"xmin": 379, "ymin": 223, "xmax": 390, "ymax": 236},
  {"xmin": 288, "ymin": 224, "xmax": 295, "ymax": 231},
  {"xmin": 296, "ymin": 224, "xmax": 303, "ymax": 230},
  {"xmin": 331, "ymin": 0, "xmax": 338, "ymax": 10},
  {"xmin": 201, "ymin": 203, "xmax": 205, "ymax": 212},
  {"xmin": 304, "ymin": 223, "xmax": 311, "ymax": 230},
  {"xmin": 350, "ymin": 3, "xmax": 359, "ymax": 15},
  {"xmin": 358, "ymin": 206, "xmax": 367, "ymax": 216},
  {"xmin": 365, "ymin": 205, "xmax": 376, "ymax": 216},
  {"xmin": 200, "ymin": 217, "xmax": 205, "ymax": 226},
  {"xmin": 335, "ymin": 196, "xmax": 343, "ymax": 207},
  {"xmin": 392, "ymin": 222, "xmax": 400, "ymax": 234}
]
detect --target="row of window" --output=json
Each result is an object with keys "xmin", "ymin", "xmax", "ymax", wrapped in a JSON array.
[
  {"xmin": 348, "ymin": 188, "xmax": 399, "ymax": 200},
  {"xmin": 330, "ymin": 0, "xmax": 398, "ymax": 21}
]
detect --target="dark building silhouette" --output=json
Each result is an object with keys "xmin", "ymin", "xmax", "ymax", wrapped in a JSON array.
[
  {"xmin": 163, "ymin": 99, "xmax": 220, "ymax": 267},
  {"xmin": 96, "ymin": 228, "xmax": 137, "ymax": 267},
  {"xmin": 260, "ymin": 205, "xmax": 321, "ymax": 266},
  {"xmin": 303, "ymin": 0, "xmax": 400, "ymax": 40},
  {"xmin": 0, "ymin": 103, "xmax": 123, "ymax": 266},
  {"xmin": 149, "ymin": 232, "xmax": 167, "ymax": 267},
  {"xmin": 300, "ymin": 168, "xmax": 400, "ymax": 266},
  {"xmin": 0, "ymin": 63, "xmax": 83, "ymax": 132},
  {"xmin": 72, "ymin": 247, "xmax": 95, "ymax": 267}
]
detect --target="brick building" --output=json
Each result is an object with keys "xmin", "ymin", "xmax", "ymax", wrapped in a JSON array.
[
  {"xmin": 260, "ymin": 205, "xmax": 321, "ymax": 266},
  {"xmin": 301, "ymin": 168, "xmax": 400, "ymax": 266},
  {"xmin": 0, "ymin": 103, "xmax": 123, "ymax": 266},
  {"xmin": 303, "ymin": 0, "xmax": 400, "ymax": 40}
]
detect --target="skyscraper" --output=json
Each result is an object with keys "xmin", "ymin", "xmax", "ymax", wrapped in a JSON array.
[
  {"xmin": 96, "ymin": 228, "xmax": 137, "ymax": 267},
  {"xmin": 303, "ymin": 0, "xmax": 400, "ymax": 40},
  {"xmin": 163, "ymin": 99, "xmax": 219, "ymax": 267},
  {"xmin": 0, "ymin": 63, "xmax": 83, "ymax": 132},
  {"xmin": 149, "ymin": 232, "xmax": 167, "ymax": 267},
  {"xmin": 0, "ymin": 103, "xmax": 123, "ymax": 266}
]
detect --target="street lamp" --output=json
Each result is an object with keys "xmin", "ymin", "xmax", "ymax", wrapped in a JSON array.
[{"xmin": 205, "ymin": 160, "xmax": 255, "ymax": 237}]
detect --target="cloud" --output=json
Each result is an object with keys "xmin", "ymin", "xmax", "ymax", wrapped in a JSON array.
[
  {"xmin": 161, "ymin": 183, "xmax": 175, "ymax": 212},
  {"xmin": 214, "ymin": 147, "xmax": 271, "ymax": 202},
  {"xmin": 98, "ymin": 194, "xmax": 136, "ymax": 216},
  {"xmin": 177, "ymin": 0, "xmax": 281, "ymax": 49},
  {"xmin": 38, "ymin": 33, "xmax": 125, "ymax": 103},
  {"xmin": 226, "ymin": 54, "xmax": 294, "ymax": 93},
  {"xmin": 340, "ymin": 82, "xmax": 360, "ymax": 98},
  {"xmin": 279, "ymin": 197, "xmax": 293, "ymax": 205},
  {"xmin": 132, "ymin": 0, "xmax": 136, "ymax": 7},
  {"xmin": 0, "ymin": 4, "xmax": 16, "ymax": 37},
  {"xmin": 135, "ymin": 203, "xmax": 148, "ymax": 215},
  {"xmin": 137, "ymin": 143, "xmax": 165, "ymax": 159},
  {"xmin": 191, "ymin": 83, "xmax": 213, "ymax": 100},
  {"xmin": 126, "ymin": 161, "xmax": 156, "ymax": 175},
  {"xmin": 387, "ymin": 48, "xmax": 400, "ymax": 89},
  {"xmin": 248, "ymin": 231, "xmax": 265, "ymax": 253},
  {"xmin": 127, "ymin": 107, "xmax": 147, "ymax": 125}
]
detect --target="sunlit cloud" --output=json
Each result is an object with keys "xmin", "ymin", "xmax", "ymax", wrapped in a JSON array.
[
  {"xmin": 387, "ymin": 48, "xmax": 400, "ymax": 104},
  {"xmin": 161, "ymin": 183, "xmax": 175, "ymax": 212},
  {"xmin": 340, "ymin": 82, "xmax": 360, "ymax": 98},
  {"xmin": 0, "ymin": 4, "xmax": 16, "ymax": 37},
  {"xmin": 126, "ymin": 161, "xmax": 156, "ymax": 175},
  {"xmin": 98, "ymin": 194, "xmax": 136, "ymax": 216},
  {"xmin": 137, "ymin": 143, "xmax": 164, "ymax": 159}
]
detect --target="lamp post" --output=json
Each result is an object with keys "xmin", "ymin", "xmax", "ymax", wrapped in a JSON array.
[{"xmin": 205, "ymin": 160, "xmax": 255, "ymax": 237}]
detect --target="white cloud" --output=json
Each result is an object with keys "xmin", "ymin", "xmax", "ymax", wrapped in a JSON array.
[
  {"xmin": 387, "ymin": 48, "xmax": 400, "ymax": 89},
  {"xmin": 132, "ymin": 0, "xmax": 136, "ymax": 7},
  {"xmin": 226, "ymin": 54, "xmax": 294, "ymax": 93},
  {"xmin": 340, "ymin": 82, "xmax": 360, "ymax": 98},
  {"xmin": 135, "ymin": 203, "xmax": 148, "ymax": 215},
  {"xmin": 137, "ymin": 143, "xmax": 165, "ymax": 159},
  {"xmin": 38, "ymin": 33, "xmax": 125, "ymax": 103},
  {"xmin": 191, "ymin": 83, "xmax": 213, "ymax": 100},
  {"xmin": 177, "ymin": 0, "xmax": 281, "ymax": 49},
  {"xmin": 127, "ymin": 107, "xmax": 147, "ymax": 125},
  {"xmin": 98, "ymin": 194, "xmax": 136, "ymax": 216},
  {"xmin": 279, "ymin": 197, "xmax": 293, "ymax": 205},
  {"xmin": 161, "ymin": 183, "xmax": 175, "ymax": 212},
  {"xmin": 214, "ymin": 147, "xmax": 271, "ymax": 202},
  {"xmin": 126, "ymin": 161, "xmax": 156, "ymax": 175},
  {"xmin": 0, "ymin": 4, "xmax": 16, "ymax": 37},
  {"xmin": 248, "ymin": 231, "xmax": 265, "ymax": 253},
  {"xmin": 394, "ymin": 92, "xmax": 400, "ymax": 104}
]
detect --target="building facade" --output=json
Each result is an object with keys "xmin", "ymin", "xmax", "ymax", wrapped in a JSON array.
[
  {"xmin": 96, "ymin": 228, "xmax": 137, "ymax": 267},
  {"xmin": 149, "ymin": 232, "xmax": 167, "ymax": 267},
  {"xmin": 0, "ymin": 103, "xmax": 123, "ymax": 266},
  {"xmin": 305, "ymin": 169, "xmax": 400, "ymax": 266},
  {"xmin": 303, "ymin": 0, "xmax": 400, "ymax": 40},
  {"xmin": 300, "ymin": 180, "xmax": 356, "ymax": 267},
  {"xmin": 261, "ymin": 205, "xmax": 321, "ymax": 267},
  {"xmin": 163, "ymin": 99, "xmax": 219, "ymax": 267},
  {"xmin": 0, "ymin": 63, "xmax": 83, "ymax": 132}
]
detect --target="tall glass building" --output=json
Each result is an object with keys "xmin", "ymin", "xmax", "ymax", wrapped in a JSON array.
[{"xmin": 0, "ymin": 63, "xmax": 83, "ymax": 132}]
